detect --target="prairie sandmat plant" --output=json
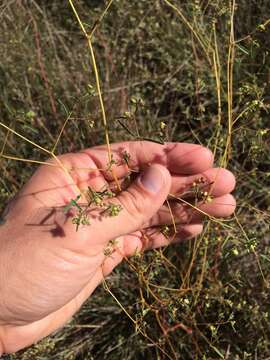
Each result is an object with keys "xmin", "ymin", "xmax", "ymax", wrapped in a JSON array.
[{"xmin": 0, "ymin": 0, "xmax": 269, "ymax": 359}]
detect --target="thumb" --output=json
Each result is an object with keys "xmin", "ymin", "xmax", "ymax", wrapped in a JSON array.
[{"xmin": 99, "ymin": 164, "xmax": 171, "ymax": 242}]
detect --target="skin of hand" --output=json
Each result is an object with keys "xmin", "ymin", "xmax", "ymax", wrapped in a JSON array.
[{"xmin": 0, "ymin": 141, "xmax": 236, "ymax": 354}]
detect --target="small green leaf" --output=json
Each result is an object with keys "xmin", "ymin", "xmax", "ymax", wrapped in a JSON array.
[
  {"xmin": 236, "ymin": 44, "xmax": 249, "ymax": 55},
  {"xmin": 63, "ymin": 195, "xmax": 81, "ymax": 213}
]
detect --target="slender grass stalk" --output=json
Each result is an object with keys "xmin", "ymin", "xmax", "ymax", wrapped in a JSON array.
[
  {"xmin": 68, "ymin": 0, "xmax": 121, "ymax": 191},
  {"xmin": 222, "ymin": 0, "xmax": 236, "ymax": 167},
  {"xmin": 162, "ymin": 0, "xmax": 212, "ymax": 65},
  {"xmin": 212, "ymin": 22, "xmax": 222, "ymax": 159},
  {"xmin": 89, "ymin": 0, "xmax": 114, "ymax": 39},
  {"xmin": 102, "ymin": 278, "xmax": 175, "ymax": 360}
]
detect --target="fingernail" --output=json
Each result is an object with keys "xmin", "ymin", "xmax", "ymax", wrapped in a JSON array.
[{"xmin": 139, "ymin": 165, "xmax": 164, "ymax": 193}]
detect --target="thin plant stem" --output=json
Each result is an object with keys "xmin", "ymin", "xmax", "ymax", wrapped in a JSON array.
[
  {"xmin": 68, "ymin": 0, "xmax": 121, "ymax": 191},
  {"xmin": 222, "ymin": 0, "xmax": 236, "ymax": 167},
  {"xmin": 162, "ymin": 0, "xmax": 212, "ymax": 66},
  {"xmin": 89, "ymin": 0, "xmax": 114, "ymax": 39},
  {"xmin": 212, "ymin": 22, "xmax": 222, "ymax": 159},
  {"xmin": 102, "ymin": 278, "xmax": 175, "ymax": 360}
]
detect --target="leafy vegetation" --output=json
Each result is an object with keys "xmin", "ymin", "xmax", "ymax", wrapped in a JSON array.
[{"xmin": 0, "ymin": 0, "xmax": 269, "ymax": 359}]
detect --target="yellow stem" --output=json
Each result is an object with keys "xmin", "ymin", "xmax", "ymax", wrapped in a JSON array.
[{"xmin": 68, "ymin": 0, "xmax": 121, "ymax": 191}]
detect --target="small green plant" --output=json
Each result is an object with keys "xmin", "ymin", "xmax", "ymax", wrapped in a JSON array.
[
  {"xmin": 63, "ymin": 186, "xmax": 121, "ymax": 231},
  {"xmin": 63, "ymin": 194, "xmax": 90, "ymax": 231}
]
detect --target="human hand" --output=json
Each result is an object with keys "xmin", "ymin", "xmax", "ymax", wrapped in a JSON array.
[{"xmin": 0, "ymin": 141, "xmax": 236, "ymax": 354}]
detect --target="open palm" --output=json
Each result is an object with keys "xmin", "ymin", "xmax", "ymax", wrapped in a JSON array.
[{"xmin": 0, "ymin": 141, "xmax": 236, "ymax": 354}]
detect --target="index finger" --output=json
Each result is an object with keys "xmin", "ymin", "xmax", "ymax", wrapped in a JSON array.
[{"xmin": 82, "ymin": 141, "xmax": 214, "ymax": 180}]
